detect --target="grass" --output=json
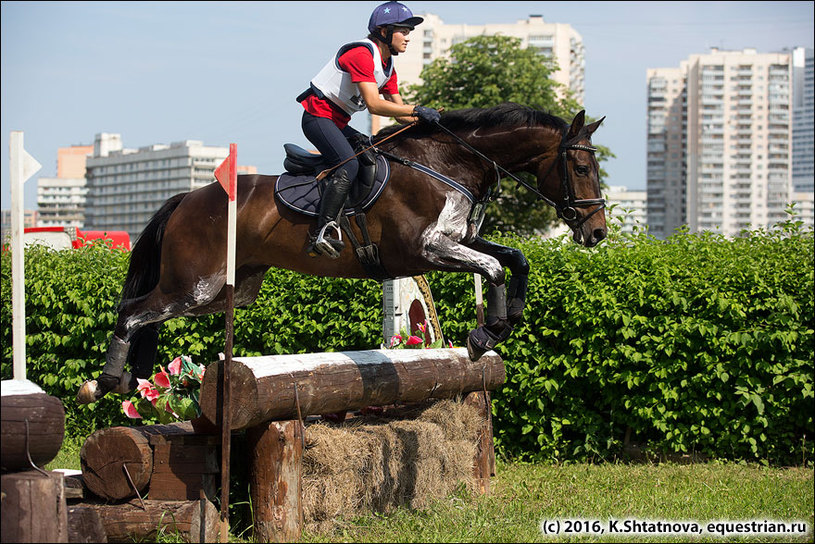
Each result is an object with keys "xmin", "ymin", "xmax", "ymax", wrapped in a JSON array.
[
  {"xmin": 300, "ymin": 461, "xmax": 814, "ymax": 543},
  {"xmin": 47, "ymin": 439, "xmax": 813, "ymax": 543}
]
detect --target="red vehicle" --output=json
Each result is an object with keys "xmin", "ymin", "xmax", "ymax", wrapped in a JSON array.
[{"xmin": 22, "ymin": 226, "xmax": 130, "ymax": 251}]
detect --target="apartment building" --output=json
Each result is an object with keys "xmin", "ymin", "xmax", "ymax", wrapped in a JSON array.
[
  {"xmin": 646, "ymin": 48, "xmax": 805, "ymax": 238},
  {"xmin": 791, "ymin": 47, "xmax": 813, "ymax": 194},
  {"xmin": 84, "ymin": 134, "xmax": 250, "ymax": 241},
  {"xmin": 37, "ymin": 144, "xmax": 93, "ymax": 228},
  {"xmin": 372, "ymin": 13, "xmax": 584, "ymax": 133}
]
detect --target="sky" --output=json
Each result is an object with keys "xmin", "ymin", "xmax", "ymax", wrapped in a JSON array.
[{"xmin": 1, "ymin": 1, "xmax": 813, "ymax": 210}]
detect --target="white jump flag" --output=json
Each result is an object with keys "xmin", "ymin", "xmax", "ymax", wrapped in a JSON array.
[
  {"xmin": 9, "ymin": 132, "xmax": 42, "ymax": 382},
  {"xmin": 213, "ymin": 143, "xmax": 237, "ymax": 542}
]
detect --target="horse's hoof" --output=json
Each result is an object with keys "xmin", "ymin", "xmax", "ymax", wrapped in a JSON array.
[
  {"xmin": 77, "ymin": 380, "xmax": 100, "ymax": 404},
  {"xmin": 466, "ymin": 336, "xmax": 485, "ymax": 361}
]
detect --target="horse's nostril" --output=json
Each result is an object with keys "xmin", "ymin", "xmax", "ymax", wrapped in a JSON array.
[{"xmin": 593, "ymin": 228, "xmax": 606, "ymax": 242}]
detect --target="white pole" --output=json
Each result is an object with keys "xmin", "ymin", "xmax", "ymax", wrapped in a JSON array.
[{"xmin": 9, "ymin": 131, "xmax": 41, "ymax": 381}]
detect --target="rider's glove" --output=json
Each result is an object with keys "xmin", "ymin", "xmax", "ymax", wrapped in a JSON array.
[{"xmin": 413, "ymin": 105, "xmax": 441, "ymax": 124}]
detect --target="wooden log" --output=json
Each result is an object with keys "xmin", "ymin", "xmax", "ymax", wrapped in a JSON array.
[
  {"xmin": 1, "ymin": 470, "xmax": 68, "ymax": 543},
  {"xmin": 463, "ymin": 390, "xmax": 494, "ymax": 495},
  {"xmin": 201, "ymin": 348, "xmax": 505, "ymax": 430},
  {"xmin": 70, "ymin": 499, "xmax": 218, "ymax": 543},
  {"xmin": 67, "ymin": 505, "xmax": 107, "ymax": 543},
  {"xmin": 1, "ymin": 391, "xmax": 65, "ymax": 471},
  {"xmin": 247, "ymin": 420, "xmax": 303, "ymax": 543},
  {"xmin": 79, "ymin": 421, "xmax": 205, "ymax": 501}
]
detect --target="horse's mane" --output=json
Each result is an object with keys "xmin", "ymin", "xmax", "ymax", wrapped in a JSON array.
[{"xmin": 376, "ymin": 102, "xmax": 568, "ymax": 139}]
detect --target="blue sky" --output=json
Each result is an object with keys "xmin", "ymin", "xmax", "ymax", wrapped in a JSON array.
[{"xmin": 1, "ymin": 1, "xmax": 813, "ymax": 210}]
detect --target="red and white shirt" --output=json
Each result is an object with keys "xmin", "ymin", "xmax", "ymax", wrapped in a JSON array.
[{"xmin": 303, "ymin": 40, "xmax": 399, "ymax": 129}]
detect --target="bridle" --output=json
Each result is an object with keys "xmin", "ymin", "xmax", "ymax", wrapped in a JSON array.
[
  {"xmin": 433, "ymin": 121, "xmax": 606, "ymax": 230},
  {"xmin": 538, "ymin": 139, "xmax": 606, "ymax": 229}
]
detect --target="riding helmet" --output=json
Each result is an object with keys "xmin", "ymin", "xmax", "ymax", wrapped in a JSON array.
[{"xmin": 367, "ymin": 1, "xmax": 424, "ymax": 34}]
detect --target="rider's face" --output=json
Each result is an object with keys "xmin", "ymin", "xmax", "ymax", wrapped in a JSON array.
[{"xmin": 390, "ymin": 26, "xmax": 411, "ymax": 53}]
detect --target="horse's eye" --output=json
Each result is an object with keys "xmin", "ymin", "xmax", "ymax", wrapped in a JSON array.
[{"xmin": 575, "ymin": 165, "xmax": 590, "ymax": 176}]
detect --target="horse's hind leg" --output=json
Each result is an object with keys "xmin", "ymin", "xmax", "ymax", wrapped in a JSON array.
[{"xmin": 78, "ymin": 275, "xmax": 226, "ymax": 403}]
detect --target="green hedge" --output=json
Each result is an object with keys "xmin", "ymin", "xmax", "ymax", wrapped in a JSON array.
[{"xmin": 2, "ymin": 225, "xmax": 813, "ymax": 464}]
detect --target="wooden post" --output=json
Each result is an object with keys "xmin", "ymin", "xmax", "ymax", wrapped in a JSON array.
[
  {"xmin": 66, "ymin": 505, "xmax": 107, "ymax": 543},
  {"xmin": 1, "ymin": 470, "xmax": 68, "ymax": 543},
  {"xmin": 463, "ymin": 390, "xmax": 494, "ymax": 495},
  {"xmin": 247, "ymin": 420, "xmax": 303, "ymax": 543}
]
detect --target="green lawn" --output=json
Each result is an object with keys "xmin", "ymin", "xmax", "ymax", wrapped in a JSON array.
[
  {"xmin": 48, "ymin": 436, "xmax": 813, "ymax": 543},
  {"xmin": 301, "ymin": 461, "xmax": 814, "ymax": 543}
]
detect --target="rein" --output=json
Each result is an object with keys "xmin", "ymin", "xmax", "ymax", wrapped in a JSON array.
[{"xmin": 432, "ymin": 121, "xmax": 606, "ymax": 229}]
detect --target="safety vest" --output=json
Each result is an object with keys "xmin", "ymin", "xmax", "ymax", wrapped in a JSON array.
[{"xmin": 310, "ymin": 39, "xmax": 394, "ymax": 116}]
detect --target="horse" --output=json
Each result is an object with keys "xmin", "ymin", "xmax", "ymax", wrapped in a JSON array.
[{"xmin": 77, "ymin": 102, "xmax": 607, "ymax": 403}]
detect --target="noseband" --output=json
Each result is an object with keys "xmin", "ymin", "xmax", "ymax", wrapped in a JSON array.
[{"xmin": 433, "ymin": 122, "xmax": 605, "ymax": 230}]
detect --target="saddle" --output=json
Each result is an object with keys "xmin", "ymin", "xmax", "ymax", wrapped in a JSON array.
[
  {"xmin": 275, "ymin": 142, "xmax": 393, "ymax": 280},
  {"xmin": 275, "ymin": 143, "xmax": 391, "ymax": 217}
]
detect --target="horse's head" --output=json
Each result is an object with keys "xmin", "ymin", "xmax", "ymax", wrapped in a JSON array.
[{"xmin": 536, "ymin": 110, "xmax": 607, "ymax": 247}]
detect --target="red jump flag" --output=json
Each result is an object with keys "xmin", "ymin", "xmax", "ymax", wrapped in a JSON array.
[{"xmin": 214, "ymin": 143, "xmax": 237, "ymax": 201}]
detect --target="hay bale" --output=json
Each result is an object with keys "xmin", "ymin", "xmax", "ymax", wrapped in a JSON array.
[{"xmin": 301, "ymin": 398, "xmax": 482, "ymax": 532}]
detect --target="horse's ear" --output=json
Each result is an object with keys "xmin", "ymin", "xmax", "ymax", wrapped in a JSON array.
[
  {"xmin": 567, "ymin": 110, "xmax": 586, "ymax": 140},
  {"xmin": 585, "ymin": 116, "xmax": 605, "ymax": 137}
]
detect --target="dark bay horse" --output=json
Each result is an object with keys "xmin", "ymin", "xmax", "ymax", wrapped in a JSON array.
[{"xmin": 77, "ymin": 103, "xmax": 606, "ymax": 403}]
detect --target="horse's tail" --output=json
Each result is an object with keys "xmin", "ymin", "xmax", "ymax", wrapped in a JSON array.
[{"xmin": 117, "ymin": 192, "xmax": 188, "ymax": 310}]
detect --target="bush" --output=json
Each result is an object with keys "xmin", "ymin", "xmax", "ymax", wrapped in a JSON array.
[
  {"xmin": 2, "ymin": 224, "xmax": 812, "ymax": 464},
  {"xmin": 449, "ymin": 224, "xmax": 812, "ymax": 465}
]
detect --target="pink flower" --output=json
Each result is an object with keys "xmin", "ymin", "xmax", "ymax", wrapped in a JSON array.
[
  {"xmin": 168, "ymin": 357, "xmax": 182, "ymax": 376},
  {"xmin": 389, "ymin": 334, "xmax": 403, "ymax": 347},
  {"xmin": 406, "ymin": 335, "xmax": 423, "ymax": 346},
  {"xmin": 122, "ymin": 400, "xmax": 142, "ymax": 419},
  {"xmin": 417, "ymin": 321, "xmax": 427, "ymax": 333},
  {"xmin": 136, "ymin": 378, "xmax": 159, "ymax": 401},
  {"xmin": 448, "ymin": 340, "xmax": 454, "ymax": 348},
  {"xmin": 154, "ymin": 367, "xmax": 171, "ymax": 389}
]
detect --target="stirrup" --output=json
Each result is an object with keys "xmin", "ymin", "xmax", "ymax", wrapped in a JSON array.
[{"xmin": 311, "ymin": 220, "xmax": 344, "ymax": 259}]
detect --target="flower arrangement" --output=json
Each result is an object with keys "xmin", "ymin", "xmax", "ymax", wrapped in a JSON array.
[
  {"xmin": 388, "ymin": 320, "xmax": 453, "ymax": 350},
  {"xmin": 122, "ymin": 355, "xmax": 205, "ymax": 423}
]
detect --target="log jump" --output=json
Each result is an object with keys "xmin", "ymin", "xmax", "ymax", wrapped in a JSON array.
[
  {"xmin": 200, "ymin": 347, "xmax": 505, "ymax": 430},
  {"xmin": 72, "ymin": 347, "xmax": 504, "ymax": 542}
]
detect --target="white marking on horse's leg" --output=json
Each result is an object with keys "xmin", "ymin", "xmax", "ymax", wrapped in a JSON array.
[{"xmin": 420, "ymin": 193, "xmax": 504, "ymax": 283}]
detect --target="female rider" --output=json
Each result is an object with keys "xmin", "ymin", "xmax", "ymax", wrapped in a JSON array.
[{"xmin": 297, "ymin": 1, "xmax": 442, "ymax": 258}]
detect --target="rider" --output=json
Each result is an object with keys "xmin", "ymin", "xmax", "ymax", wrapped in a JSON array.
[{"xmin": 297, "ymin": 1, "xmax": 442, "ymax": 258}]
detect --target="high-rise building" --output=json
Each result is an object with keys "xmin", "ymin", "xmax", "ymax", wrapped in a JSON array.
[
  {"xmin": 646, "ymin": 48, "xmax": 806, "ymax": 238},
  {"xmin": 84, "ymin": 134, "xmax": 252, "ymax": 241},
  {"xmin": 37, "ymin": 144, "xmax": 93, "ymax": 228},
  {"xmin": 372, "ymin": 13, "xmax": 584, "ymax": 133},
  {"xmin": 791, "ymin": 47, "xmax": 813, "ymax": 194}
]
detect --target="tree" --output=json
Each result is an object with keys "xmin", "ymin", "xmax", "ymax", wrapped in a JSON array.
[{"xmin": 403, "ymin": 35, "xmax": 614, "ymax": 236}]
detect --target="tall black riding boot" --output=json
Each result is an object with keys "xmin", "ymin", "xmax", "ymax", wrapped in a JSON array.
[{"xmin": 307, "ymin": 168, "xmax": 353, "ymax": 258}]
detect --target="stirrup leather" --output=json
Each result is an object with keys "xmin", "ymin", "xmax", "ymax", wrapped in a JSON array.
[{"xmin": 312, "ymin": 220, "xmax": 343, "ymax": 258}]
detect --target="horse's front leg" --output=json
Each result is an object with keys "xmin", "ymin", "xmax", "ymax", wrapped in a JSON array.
[
  {"xmin": 466, "ymin": 236, "xmax": 530, "ymax": 326},
  {"xmin": 421, "ymin": 234, "xmax": 512, "ymax": 360}
]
